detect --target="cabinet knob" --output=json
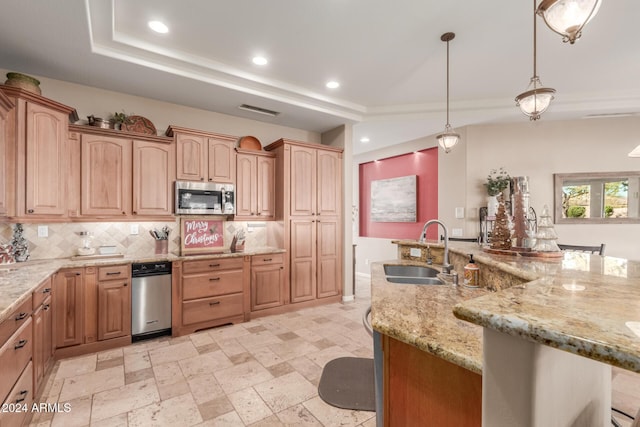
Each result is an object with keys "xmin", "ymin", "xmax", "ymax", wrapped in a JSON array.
[
  {"xmin": 200, "ymin": 178, "xmax": 205, "ymax": 181},
  {"xmin": 209, "ymin": 263, "xmax": 220, "ymax": 268},
  {"xmin": 250, "ymin": 212, "xmax": 255, "ymax": 215},
  {"xmin": 312, "ymin": 213, "xmax": 315, "ymax": 216},
  {"xmin": 75, "ymin": 272, "xmax": 81, "ymax": 276},
  {"xmin": 208, "ymin": 178, "xmax": 213, "ymax": 181},
  {"xmin": 43, "ymin": 304, "xmax": 50, "ymax": 311},
  {"xmin": 27, "ymin": 209, "xmax": 34, "ymax": 214},
  {"xmin": 133, "ymin": 211, "xmax": 137, "ymax": 215},
  {"xmin": 257, "ymin": 212, "xmax": 262, "ymax": 216},
  {"xmin": 124, "ymin": 283, "xmax": 128, "ymax": 287}
]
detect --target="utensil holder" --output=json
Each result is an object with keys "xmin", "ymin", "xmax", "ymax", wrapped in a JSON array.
[{"xmin": 155, "ymin": 239, "xmax": 168, "ymax": 255}]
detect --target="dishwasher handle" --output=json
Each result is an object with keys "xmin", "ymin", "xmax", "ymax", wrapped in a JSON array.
[{"xmin": 363, "ymin": 305, "xmax": 373, "ymax": 337}]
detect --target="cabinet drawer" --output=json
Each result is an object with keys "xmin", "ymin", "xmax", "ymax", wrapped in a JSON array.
[
  {"xmin": 0, "ymin": 318, "xmax": 32, "ymax": 404},
  {"xmin": 251, "ymin": 253, "xmax": 284, "ymax": 266},
  {"xmin": 98, "ymin": 264, "xmax": 130, "ymax": 281},
  {"xmin": 0, "ymin": 298, "xmax": 32, "ymax": 346},
  {"xmin": 32, "ymin": 276, "xmax": 53, "ymax": 309},
  {"xmin": 183, "ymin": 270, "xmax": 243, "ymax": 300},
  {"xmin": 183, "ymin": 257, "xmax": 244, "ymax": 275},
  {"xmin": 182, "ymin": 294, "xmax": 243, "ymax": 326},
  {"xmin": 0, "ymin": 361, "xmax": 33, "ymax": 427}
]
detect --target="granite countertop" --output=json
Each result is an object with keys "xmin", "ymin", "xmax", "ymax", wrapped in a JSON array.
[
  {"xmin": 0, "ymin": 247, "xmax": 285, "ymax": 325},
  {"xmin": 370, "ymin": 259, "xmax": 487, "ymax": 374},
  {"xmin": 451, "ymin": 245, "xmax": 640, "ymax": 373},
  {"xmin": 372, "ymin": 241, "xmax": 640, "ymax": 375}
]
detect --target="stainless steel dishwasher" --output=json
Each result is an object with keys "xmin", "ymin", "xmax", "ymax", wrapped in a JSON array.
[{"xmin": 131, "ymin": 261, "xmax": 172, "ymax": 341}]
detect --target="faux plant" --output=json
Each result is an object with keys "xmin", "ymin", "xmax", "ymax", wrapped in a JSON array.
[
  {"xmin": 110, "ymin": 111, "xmax": 132, "ymax": 124},
  {"xmin": 484, "ymin": 167, "xmax": 511, "ymax": 196}
]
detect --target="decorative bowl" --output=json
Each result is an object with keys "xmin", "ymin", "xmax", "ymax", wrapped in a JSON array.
[{"xmin": 4, "ymin": 72, "xmax": 41, "ymax": 95}]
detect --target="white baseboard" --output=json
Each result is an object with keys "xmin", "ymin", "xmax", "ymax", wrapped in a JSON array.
[
  {"xmin": 355, "ymin": 272, "xmax": 371, "ymax": 279},
  {"xmin": 342, "ymin": 295, "xmax": 355, "ymax": 303}
]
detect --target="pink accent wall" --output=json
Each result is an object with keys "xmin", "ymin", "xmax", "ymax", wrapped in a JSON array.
[{"xmin": 359, "ymin": 148, "xmax": 438, "ymax": 239}]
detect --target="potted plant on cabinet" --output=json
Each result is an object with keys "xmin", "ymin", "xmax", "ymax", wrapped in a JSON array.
[{"xmin": 484, "ymin": 167, "xmax": 510, "ymax": 217}]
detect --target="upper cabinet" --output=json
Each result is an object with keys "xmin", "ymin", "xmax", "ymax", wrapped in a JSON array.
[
  {"xmin": 1, "ymin": 85, "xmax": 77, "ymax": 221},
  {"xmin": 0, "ymin": 91, "xmax": 15, "ymax": 217},
  {"xmin": 71, "ymin": 125, "xmax": 175, "ymax": 219},
  {"xmin": 235, "ymin": 149, "xmax": 275, "ymax": 220},
  {"xmin": 167, "ymin": 126, "xmax": 236, "ymax": 184}
]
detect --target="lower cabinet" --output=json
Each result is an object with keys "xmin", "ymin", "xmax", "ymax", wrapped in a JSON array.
[
  {"xmin": 32, "ymin": 277, "xmax": 53, "ymax": 394},
  {"xmin": 383, "ymin": 335, "xmax": 481, "ymax": 426},
  {"xmin": 176, "ymin": 257, "xmax": 247, "ymax": 335},
  {"xmin": 250, "ymin": 254, "xmax": 285, "ymax": 311},
  {"xmin": 1, "ymin": 361, "xmax": 33, "ymax": 427},
  {"xmin": 54, "ymin": 265, "xmax": 131, "ymax": 358}
]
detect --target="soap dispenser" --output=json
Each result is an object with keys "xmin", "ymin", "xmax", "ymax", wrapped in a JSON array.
[{"xmin": 463, "ymin": 254, "xmax": 480, "ymax": 288}]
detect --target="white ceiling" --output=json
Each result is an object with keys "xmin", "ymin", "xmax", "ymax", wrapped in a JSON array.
[{"xmin": 1, "ymin": 0, "xmax": 639, "ymax": 154}]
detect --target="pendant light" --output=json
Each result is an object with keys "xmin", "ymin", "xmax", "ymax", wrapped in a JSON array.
[
  {"xmin": 537, "ymin": 0, "xmax": 602, "ymax": 44},
  {"xmin": 515, "ymin": 0, "xmax": 556, "ymax": 121},
  {"xmin": 436, "ymin": 32, "xmax": 460, "ymax": 154}
]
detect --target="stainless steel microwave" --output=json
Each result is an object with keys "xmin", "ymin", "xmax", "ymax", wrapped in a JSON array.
[{"xmin": 175, "ymin": 181, "xmax": 235, "ymax": 215}]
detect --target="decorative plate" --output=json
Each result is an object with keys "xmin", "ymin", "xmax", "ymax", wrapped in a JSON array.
[
  {"xmin": 122, "ymin": 115, "xmax": 156, "ymax": 135},
  {"xmin": 238, "ymin": 136, "xmax": 262, "ymax": 150}
]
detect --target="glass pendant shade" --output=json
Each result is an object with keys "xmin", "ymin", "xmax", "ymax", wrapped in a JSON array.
[
  {"xmin": 515, "ymin": 76, "xmax": 556, "ymax": 121},
  {"xmin": 536, "ymin": 0, "xmax": 602, "ymax": 44},
  {"xmin": 436, "ymin": 125, "xmax": 460, "ymax": 153}
]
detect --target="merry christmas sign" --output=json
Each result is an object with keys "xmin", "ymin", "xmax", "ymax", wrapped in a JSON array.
[{"xmin": 180, "ymin": 218, "xmax": 225, "ymax": 255}]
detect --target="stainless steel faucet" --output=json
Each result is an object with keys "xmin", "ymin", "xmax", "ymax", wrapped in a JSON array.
[{"xmin": 419, "ymin": 219, "xmax": 452, "ymax": 273}]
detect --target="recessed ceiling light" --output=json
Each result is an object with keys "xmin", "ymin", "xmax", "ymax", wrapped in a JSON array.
[
  {"xmin": 326, "ymin": 81, "xmax": 340, "ymax": 89},
  {"xmin": 360, "ymin": 137, "xmax": 370, "ymax": 143},
  {"xmin": 252, "ymin": 56, "xmax": 268, "ymax": 66},
  {"xmin": 148, "ymin": 21, "xmax": 169, "ymax": 34}
]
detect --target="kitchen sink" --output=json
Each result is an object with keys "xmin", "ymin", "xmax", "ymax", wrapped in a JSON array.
[
  {"xmin": 384, "ymin": 265, "xmax": 439, "ymax": 278},
  {"xmin": 383, "ymin": 264, "xmax": 445, "ymax": 285}
]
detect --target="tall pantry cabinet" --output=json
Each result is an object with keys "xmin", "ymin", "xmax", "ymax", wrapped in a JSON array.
[{"xmin": 265, "ymin": 139, "xmax": 343, "ymax": 305}]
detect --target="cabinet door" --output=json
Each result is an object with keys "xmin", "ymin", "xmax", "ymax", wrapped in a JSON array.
[
  {"xmin": 32, "ymin": 303, "xmax": 44, "ymax": 391},
  {"xmin": 316, "ymin": 217, "xmax": 341, "ymax": 298},
  {"xmin": 290, "ymin": 219, "xmax": 316, "ymax": 303},
  {"xmin": 256, "ymin": 156, "xmax": 275, "ymax": 219},
  {"xmin": 42, "ymin": 297, "xmax": 53, "ymax": 375},
  {"xmin": 289, "ymin": 145, "xmax": 316, "ymax": 216},
  {"xmin": 81, "ymin": 134, "xmax": 131, "ymax": 216},
  {"xmin": 132, "ymin": 140, "xmax": 175, "ymax": 216},
  {"xmin": 25, "ymin": 102, "xmax": 67, "ymax": 216},
  {"xmin": 316, "ymin": 150, "xmax": 341, "ymax": 216},
  {"xmin": 208, "ymin": 138, "xmax": 235, "ymax": 184},
  {"xmin": 176, "ymin": 133, "xmax": 207, "ymax": 181},
  {"xmin": 54, "ymin": 270, "xmax": 84, "ymax": 348},
  {"xmin": 98, "ymin": 279, "xmax": 131, "ymax": 341},
  {"xmin": 251, "ymin": 263, "xmax": 284, "ymax": 311},
  {"xmin": 235, "ymin": 153, "xmax": 256, "ymax": 217},
  {"xmin": 0, "ymin": 108, "xmax": 8, "ymax": 216}
]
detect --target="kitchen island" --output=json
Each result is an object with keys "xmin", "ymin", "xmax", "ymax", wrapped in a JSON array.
[{"xmin": 371, "ymin": 241, "xmax": 640, "ymax": 426}]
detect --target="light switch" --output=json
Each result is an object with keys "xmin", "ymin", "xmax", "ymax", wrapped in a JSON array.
[
  {"xmin": 455, "ymin": 207, "xmax": 465, "ymax": 219},
  {"xmin": 130, "ymin": 224, "xmax": 139, "ymax": 235},
  {"xmin": 451, "ymin": 228, "xmax": 463, "ymax": 237},
  {"xmin": 37, "ymin": 225, "xmax": 48, "ymax": 238}
]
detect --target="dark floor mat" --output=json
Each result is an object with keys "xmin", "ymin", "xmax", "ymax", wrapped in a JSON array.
[{"xmin": 318, "ymin": 357, "xmax": 375, "ymax": 412}]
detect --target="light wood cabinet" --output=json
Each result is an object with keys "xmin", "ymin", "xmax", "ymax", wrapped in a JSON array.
[
  {"xmin": 1, "ymin": 86, "xmax": 77, "ymax": 221},
  {"xmin": 235, "ymin": 149, "xmax": 275, "ymax": 220},
  {"xmin": 54, "ymin": 269, "xmax": 84, "ymax": 349},
  {"xmin": 0, "ymin": 297, "xmax": 33, "ymax": 408},
  {"xmin": 265, "ymin": 139, "xmax": 343, "ymax": 305},
  {"xmin": 98, "ymin": 278, "xmax": 131, "ymax": 341},
  {"xmin": 32, "ymin": 277, "xmax": 53, "ymax": 394},
  {"xmin": 250, "ymin": 254, "xmax": 285, "ymax": 311},
  {"xmin": 0, "ymin": 91, "xmax": 15, "ymax": 217},
  {"xmin": 167, "ymin": 126, "xmax": 236, "ymax": 183},
  {"xmin": 81, "ymin": 134, "xmax": 131, "ymax": 216},
  {"xmin": 76, "ymin": 128, "xmax": 175, "ymax": 218},
  {"xmin": 383, "ymin": 335, "xmax": 481, "ymax": 426},
  {"xmin": 1, "ymin": 361, "xmax": 33, "ymax": 427},
  {"xmin": 176, "ymin": 256, "xmax": 247, "ymax": 335},
  {"xmin": 132, "ymin": 140, "xmax": 175, "ymax": 216}
]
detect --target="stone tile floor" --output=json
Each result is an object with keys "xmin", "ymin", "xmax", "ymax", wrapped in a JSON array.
[
  {"xmin": 29, "ymin": 277, "xmax": 375, "ymax": 427},
  {"xmin": 27, "ymin": 274, "xmax": 640, "ymax": 426}
]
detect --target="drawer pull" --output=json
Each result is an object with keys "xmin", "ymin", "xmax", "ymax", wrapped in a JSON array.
[
  {"xmin": 15, "ymin": 312, "xmax": 28, "ymax": 321},
  {"xmin": 106, "ymin": 272, "xmax": 122, "ymax": 276},
  {"xmin": 15, "ymin": 390, "xmax": 28, "ymax": 403},
  {"xmin": 209, "ymin": 277, "xmax": 221, "ymax": 281},
  {"xmin": 263, "ymin": 258, "xmax": 272, "ymax": 262},
  {"xmin": 43, "ymin": 304, "xmax": 50, "ymax": 311},
  {"xmin": 209, "ymin": 301, "xmax": 221, "ymax": 306},
  {"xmin": 209, "ymin": 263, "xmax": 220, "ymax": 268},
  {"xmin": 14, "ymin": 339, "xmax": 28, "ymax": 349},
  {"xmin": 43, "ymin": 287, "xmax": 52, "ymax": 293}
]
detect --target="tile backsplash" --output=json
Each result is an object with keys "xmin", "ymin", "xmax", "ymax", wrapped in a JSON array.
[{"xmin": 0, "ymin": 220, "xmax": 268, "ymax": 260}]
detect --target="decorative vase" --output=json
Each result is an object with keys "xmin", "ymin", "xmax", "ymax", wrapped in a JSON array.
[
  {"xmin": 487, "ymin": 195, "xmax": 499, "ymax": 217},
  {"xmin": 4, "ymin": 72, "xmax": 41, "ymax": 95}
]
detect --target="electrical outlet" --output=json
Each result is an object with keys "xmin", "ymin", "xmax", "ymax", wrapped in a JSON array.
[
  {"xmin": 37, "ymin": 225, "xmax": 48, "ymax": 238},
  {"xmin": 365, "ymin": 258, "xmax": 369, "ymax": 265},
  {"xmin": 451, "ymin": 228, "xmax": 463, "ymax": 237},
  {"xmin": 130, "ymin": 224, "xmax": 139, "ymax": 235},
  {"xmin": 455, "ymin": 207, "xmax": 465, "ymax": 219},
  {"xmin": 410, "ymin": 248, "xmax": 421, "ymax": 257}
]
